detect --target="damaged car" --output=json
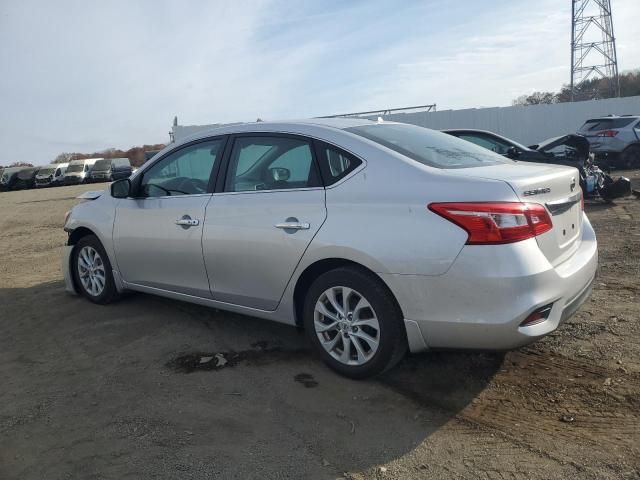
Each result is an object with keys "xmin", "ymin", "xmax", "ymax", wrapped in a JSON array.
[
  {"xmin": 63, "ymin": 119, "xmax": 598, "ymax": 378},
  {"xmin": 444, "ymin": 129, "xmax": 631, "ymax": 200}
]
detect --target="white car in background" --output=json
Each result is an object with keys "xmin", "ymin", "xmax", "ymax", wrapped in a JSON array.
[
  {"xmin": 35, "ymin": 163, "xmax": 68, "ymax": 187},
  {"xmin": 63, "ymin": 158, "xmax": 100, "ymax": 185},
  {"xmin": 62, "ymin": 119, "xmax": 597, "ymax": 378}
]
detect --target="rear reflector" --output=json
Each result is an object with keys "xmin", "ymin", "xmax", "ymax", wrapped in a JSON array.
[
  {"xmin": 428, "ymin": 202, "xmax": 553, "ymax": 245},
  {"xmin": 520, "ymin": 304, "xmax": 553, "ymax": 327}
]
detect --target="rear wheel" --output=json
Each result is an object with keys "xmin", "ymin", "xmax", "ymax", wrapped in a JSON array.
[
  {"xmin": 622, "ymin": 145, "xmax": 640, "ymax": 169},
  {"xmin": 303, "ymin": 267, "xmax": 407, "ymax": 379},
  {"xmin": 71, "ymin": 235, "xmax": 119, "ymax": 304}
]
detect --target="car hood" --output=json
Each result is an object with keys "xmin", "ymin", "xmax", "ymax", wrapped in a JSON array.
[
  {"xmin": 76, "ymin": 190, "xmax": 105, "ymax": 200},
  {"xmin": 531, "ymin": 134, "xmax": 590, "ymax": 157}
]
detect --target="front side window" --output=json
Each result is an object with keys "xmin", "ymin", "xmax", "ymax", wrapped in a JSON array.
[
  {"xmin": 140, "ymin": 139, "xmax": 224, "ymax": 197},
  {"xmin": 225, "ymin": 136, "xmax": 320, "ymax": 192},
  {"xmin": 346, "ymin": 124, "xmax": 510, "ymax": 169}
]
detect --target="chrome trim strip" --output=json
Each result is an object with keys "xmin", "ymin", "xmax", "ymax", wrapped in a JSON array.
[{"xmin": 545, "ymin": 191, "xmax": 582, "ymax": 216}]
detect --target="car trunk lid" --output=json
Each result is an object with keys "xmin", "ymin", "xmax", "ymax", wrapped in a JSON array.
[{"xmin": 445, "ymin": 163, "xmax": 583, "ymax": 266}]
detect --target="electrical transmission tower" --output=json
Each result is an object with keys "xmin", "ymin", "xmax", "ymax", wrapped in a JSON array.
[{"xmin": 570, "ymin": 0, "xmax": 620, "ymax": 101}]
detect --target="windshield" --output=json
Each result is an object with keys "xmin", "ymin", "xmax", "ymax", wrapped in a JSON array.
[
  {"xmin": 38, "ymin": 167, "xmax": 56, "ymax": 175},
  {"xmin": 66, "ymin": 163, "xmax": 84, "ymax": 173},
  {"xmin": 93, "ymin": 159, "xmax": 112, "ymax": 171},
  {"xmin": 346, "ymin": 123, "xmax": 511, "ymax": 169}
]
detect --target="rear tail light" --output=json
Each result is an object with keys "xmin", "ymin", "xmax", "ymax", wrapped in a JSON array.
[
  {"xmin": 596, "ymin": 129, "xmax": 618, "ymax": 137},
  {"xmin": 428, "ymin": 202, "xmax": 553, "ymax": 245}
]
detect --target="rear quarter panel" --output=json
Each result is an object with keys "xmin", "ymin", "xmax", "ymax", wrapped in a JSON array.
[{"xmin": 302, "ymin": 150, "xmax": 522, "ymax": 276}]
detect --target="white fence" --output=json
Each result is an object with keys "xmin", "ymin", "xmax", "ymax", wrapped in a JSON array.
[
  {"xmin": 173, "ymin": 96, "xmax": 640, "ymax": 145},
  {"xmin": 368, "ymin": 96, "xmax": 640, "ymax": 145}
]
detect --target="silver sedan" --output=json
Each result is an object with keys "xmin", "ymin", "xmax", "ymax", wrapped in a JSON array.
[{"xmin": 62, "ymin": 119, "xmax": 598, "ymax": 378}]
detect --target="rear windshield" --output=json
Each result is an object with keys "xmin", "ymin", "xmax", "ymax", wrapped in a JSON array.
[
  {"xmin": 66, "ymin": 163, "xmax": 84, "ymax": 173},
  {"xmin": 345, "ymin": 123, "xmax": 510, "ymax": 169},
  {"xmin": 579, "ymin": 118, "xmax": 637, "ymax": 131},
  {"xmin": 93, "ymin": 159, "xmax": 112, "ymax": 170}
]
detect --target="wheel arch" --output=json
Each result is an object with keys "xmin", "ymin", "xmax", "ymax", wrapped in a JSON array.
[
  {"xmin": 67, "ymin": 226, "xmax": 97, "ymax": 246},
  {"xmin": 622, "ymin": 142, "xmax": 640, "ymax": 152},
  {"xmin": 292, "ymin": 257, "xmax": 404, "ymax": 328}
]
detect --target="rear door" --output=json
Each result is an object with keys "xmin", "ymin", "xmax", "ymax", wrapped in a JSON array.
[
  {"xmin": 202, "ymin": 134, "xmax": 326, "ymax": 310},
  {"xmin": 113, "ymin": 138, "xmax": 226, "ymax": 297}
]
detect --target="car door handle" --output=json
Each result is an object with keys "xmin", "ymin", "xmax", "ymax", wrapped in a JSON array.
[
  {"xmin": 275, "ymin": 221, "xmax": 310, "ymax": 230},
  {"xmin": 175, "ymin": 218, "xmax": 200, "ymax": 227}
]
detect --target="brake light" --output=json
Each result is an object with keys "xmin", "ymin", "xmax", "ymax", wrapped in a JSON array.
[
  {"xmin": 428, "ymin": 202, "xmax": 553, "ymax": 245},
  {"xmin": 596, "ymin": 130, "xmax": 618, "ymax": 137}
]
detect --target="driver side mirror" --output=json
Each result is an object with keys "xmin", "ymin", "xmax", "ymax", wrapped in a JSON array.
[
  {"xmin": 269, "ymin": 167, "xmax": 290, "ymax": 182},
  {"xmin": 506, "ymin": 146, "xmax": 521, "ymax": 158},
  {"xmin": 111, "ymin": 178, "xmax": 131, "ymax": 198}
]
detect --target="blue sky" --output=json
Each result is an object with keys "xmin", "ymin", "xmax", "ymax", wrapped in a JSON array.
[{"xmin": 1, "ymin": 0, "xmax": 639, "ymax": 165}]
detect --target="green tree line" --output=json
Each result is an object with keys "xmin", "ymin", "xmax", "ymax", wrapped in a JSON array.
[
  {"xmin": 53, "ymin": 143, "xmax": 166, "ymax": 167},
  {"xmin": 513, "ymin": 69, "xmax": 640, "ymax": 106}
]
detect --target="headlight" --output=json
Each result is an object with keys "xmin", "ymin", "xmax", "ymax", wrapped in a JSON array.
[{"xmin": 63, "ymin": 210, "xmax": 72, "ymax": 227}]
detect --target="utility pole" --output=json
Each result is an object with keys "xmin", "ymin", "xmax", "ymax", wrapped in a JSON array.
[{"xmin": 570, "ymin": 0, "xmax": 620, "ymax": 101}]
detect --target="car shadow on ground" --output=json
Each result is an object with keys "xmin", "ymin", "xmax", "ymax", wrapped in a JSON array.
[{"xmin": 0, "ymin": 280, "xmax": 504, "ymax": 478}]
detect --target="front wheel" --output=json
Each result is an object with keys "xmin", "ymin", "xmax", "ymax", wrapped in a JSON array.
[
  {"xmin": 71, "ymin": 235, "xmax": 119, "ymax": 304},
  {"xmin": 303, "ymin": 267, "xmax": 407, "ymax": 379}
]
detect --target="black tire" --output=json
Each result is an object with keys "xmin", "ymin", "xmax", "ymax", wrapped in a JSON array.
[
  {"xmin": 622, "ymin": 145, "xmax": 640, "ymax": 169},
  {"xmin": 71, "ymin": 234, "xmax": 119, "ymax": 305},
  {"xmin": 303, "ymin": 266, "xmax": 407, "ymax": 379}
]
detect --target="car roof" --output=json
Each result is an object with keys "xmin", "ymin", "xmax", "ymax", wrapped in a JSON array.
[
  {"xmin": 584, "ymin": 115, "xmax": 639, "ymax": 121},
  {"xmin": 178, "ymin": 118, "xmax": 377, "ymax": 145}
]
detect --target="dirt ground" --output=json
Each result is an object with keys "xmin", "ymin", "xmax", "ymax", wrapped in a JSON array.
[{"xmin": 0, "ymin": 175, "xmax": 638, "ymax": 480}]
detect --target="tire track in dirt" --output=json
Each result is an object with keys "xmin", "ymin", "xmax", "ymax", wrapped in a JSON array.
[{"xmin": 455, "ymin": 349, "xmax": 640, "ymax": 474}]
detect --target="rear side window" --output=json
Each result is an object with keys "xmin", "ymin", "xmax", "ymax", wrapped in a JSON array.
[
  {"xmin": 457, "ymin": 134, "xmax": 512, "ymax": 155},
  {"xmin": 225, "ymin": 136, "xmax": 321, "ymax": 192},
  {"xmin": 346, "ymin": 123, "xmax": 510, "ymax": 169},
  {"xmin": 580, "ymin": 118, "xmax": 636, "ymax": 131},
  {"xmin": 315, "ymin": 142, "xmax": 362, "ymax": 185}
]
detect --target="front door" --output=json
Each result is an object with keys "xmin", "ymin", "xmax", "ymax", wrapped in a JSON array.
[
  {"xmin": 113, "ymin": 138, "xmax": 226, "ymax": 297},
  {"xmin": 203, "ymin": 134, "xmax": 326, "ymax": 310}
]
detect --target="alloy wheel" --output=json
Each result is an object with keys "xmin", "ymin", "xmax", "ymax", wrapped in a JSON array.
[
  {"xmin": 77, "ymin": 246, "xmax": 106, "ymax": 297},
  {"xmin": 314, "ymin": 286, "xmax": 380, "ymax": 366}
]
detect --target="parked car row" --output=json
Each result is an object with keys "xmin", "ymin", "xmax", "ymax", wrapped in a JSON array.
[{"xmin": 0, "ymin": 157, "xmax": 133, "ymax": 191}]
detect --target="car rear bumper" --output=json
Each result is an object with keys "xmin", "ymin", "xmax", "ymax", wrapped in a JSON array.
[{"xmin": 382, "ymin": 213, "xmax": 598, "ymax": 352}]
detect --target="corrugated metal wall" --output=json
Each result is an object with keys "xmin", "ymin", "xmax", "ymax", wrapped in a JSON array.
[
  {"xmin": 369, "ymin": 96, "xmax": 640, "ymax": 145},
  {"xmin": 173, "ymin": 96, "xmax": 640, "ymax": 145}
]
